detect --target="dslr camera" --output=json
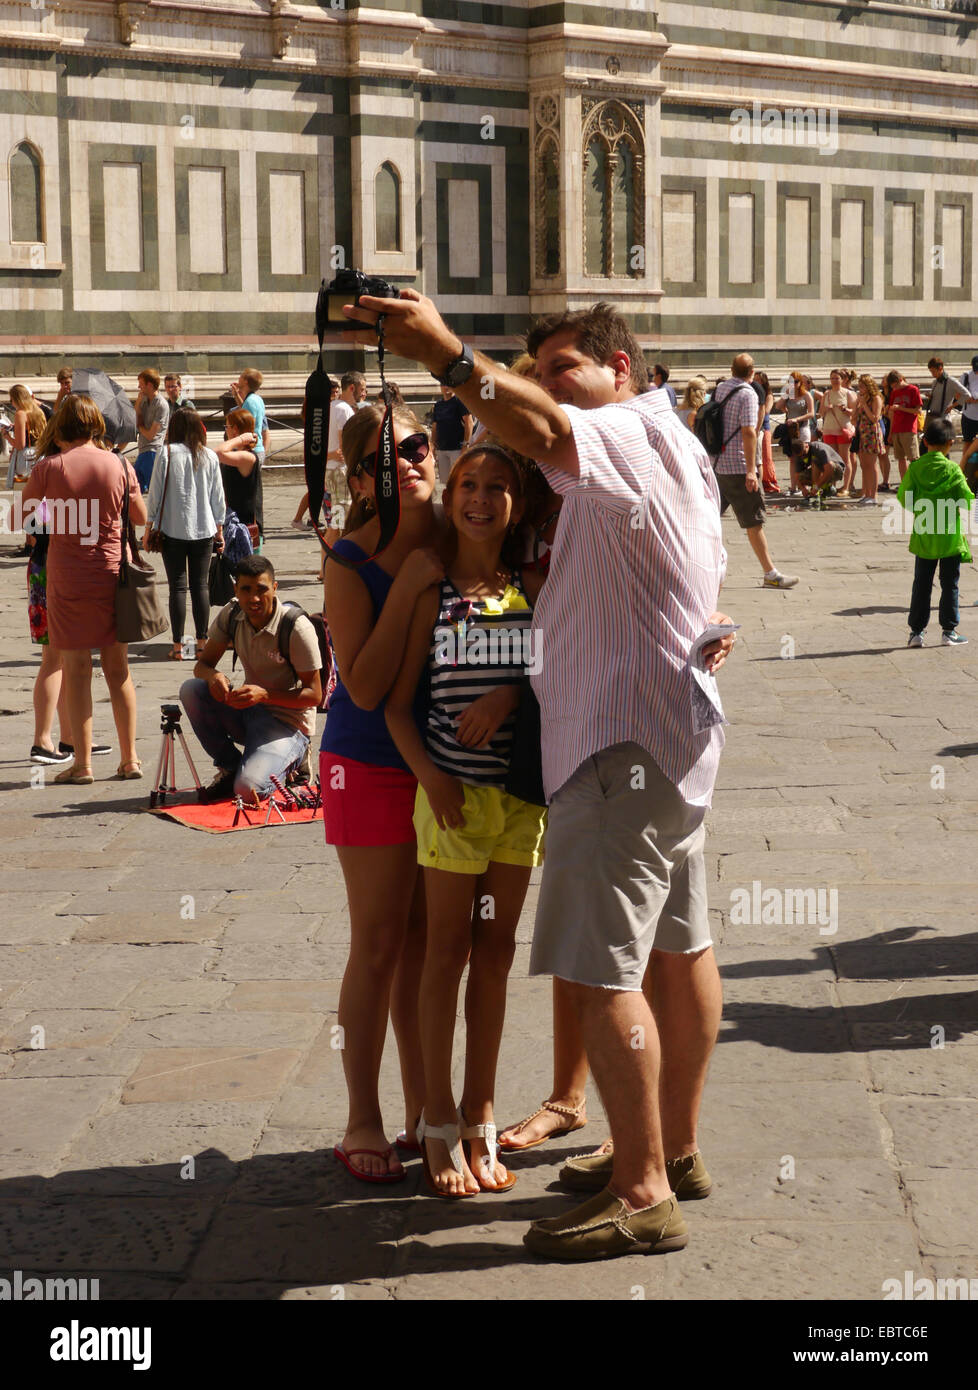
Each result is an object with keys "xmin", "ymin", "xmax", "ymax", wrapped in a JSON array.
[{"xmin": 325, "ymin": 268, "xmax": 401, "ymax": 326}]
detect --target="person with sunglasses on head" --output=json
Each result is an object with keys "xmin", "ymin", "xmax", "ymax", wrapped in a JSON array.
[{"xmin": 323, "ymin": 404, "xmax": 448, "ymax": 1183}]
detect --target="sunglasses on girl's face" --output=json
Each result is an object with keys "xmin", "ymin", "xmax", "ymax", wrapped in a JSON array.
[{"xmin": 358, "ymin": 431, "xmax": 430, "ymax": 478}]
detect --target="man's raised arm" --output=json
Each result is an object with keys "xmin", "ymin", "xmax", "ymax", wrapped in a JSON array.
[{"xmin": 342, "ymin": 290, "xmax": 579, "ymax": 475}]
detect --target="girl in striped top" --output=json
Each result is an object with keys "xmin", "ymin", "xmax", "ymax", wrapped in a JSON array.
[{"xmin": 385, "ymin": 443, "xmax": 547, "ymax": 1199}]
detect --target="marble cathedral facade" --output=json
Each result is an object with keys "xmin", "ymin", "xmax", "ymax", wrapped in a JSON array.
[{"xmin": 1, "ymin": 0, "xmax": 976, "ymax": 380}]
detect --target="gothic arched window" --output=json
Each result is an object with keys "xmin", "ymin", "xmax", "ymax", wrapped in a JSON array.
[
  {"xmin": 584, "ymin": 138, "xmax": 608, "ymax": 277},
  {"xmin": 10, "ymin": 142, "xmax": 43, "ymax": 244},
  {"xmin": 536, "ymin": 135, "xmax": 560, "ymax": 278},
  {"xmin": 581, "ymin": 101, "xmax": 645, "ymax": 280},
  {"xmin": 375, "ymin": 162, "xmax": 401, "ymax": 253}
]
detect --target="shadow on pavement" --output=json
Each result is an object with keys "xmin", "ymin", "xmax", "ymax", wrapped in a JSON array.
[
  {"xmin": 719, "ymin": 926, "xmax": 978, "ymax": 1050},
  {"xmin": 0, "ymin": 1147, "xmax": 573, "ymax": 1297}
]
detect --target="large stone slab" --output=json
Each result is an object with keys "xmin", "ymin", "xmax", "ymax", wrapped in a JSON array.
[
  {"xmin": 882, "ymin": 1099, "xmax": 978, "ymax": 1169},
  {"xmin": 0, "ymin": 1009, "xmax": 130, "ymax": 1049},
  {"xmin": 116, "ymin": 1011, "xmax": 322, "ymax": 1050},
  {"xmin": 0, "ymin": 1199, "xmax": 215, "ymax": 1273},
  {"xmin": 697, "ymin": 1082, "xmax": 885, "ymax": 1160},
  {"xmin": 659, "ymin": 1222, "xmax": 924, "ymax": 1301},
  {"xmin": 0, "ymin": 1077, "xmax": 123, "ymax": 1163},
  {"xmin": 122, "ymin": 1048, "xmax": 302, "ymax": 1104}
]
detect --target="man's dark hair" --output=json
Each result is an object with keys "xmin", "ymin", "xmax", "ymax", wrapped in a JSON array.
[
  {"xmin": 927, "ymin": 356, "xmax": 944, "ymax": 373},
  {"xmin": 923, "ymin": 418, "xmax": 954, "ymax": 450},
  {"xmin": 526, "ymin": 302, "xmax": 650, "ymax": 394},
  {"xmin": 653, "ymin": 363, "xmax": 669, "ymax": 383},
  {"xmin": 235, "ymin": 554, "xmax": 275, "ymax": 581},
  {"xmin": 340, "ymin": 371, "xmax": 366, "ymax": 391}
]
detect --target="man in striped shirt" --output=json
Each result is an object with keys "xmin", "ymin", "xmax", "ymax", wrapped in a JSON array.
[{"xmin": 343, "ymin": 291, "xmax": 736, "ymax": 1262}]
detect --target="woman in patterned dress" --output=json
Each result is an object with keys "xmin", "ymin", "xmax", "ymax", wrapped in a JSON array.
[{"xmin": 852, "ymin": 374, "xmax": 886, "ymax": 505}]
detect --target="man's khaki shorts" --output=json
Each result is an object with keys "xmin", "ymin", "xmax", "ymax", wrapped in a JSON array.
[
  {"xmin": 890, "ymin": 432, "xmax": 919, "ymax": 463},
  {"xmin": 717, "ymin": 472, "xmax": 766, "ymax": 529},
  {"xmin": 529, "ymin": 743, "xmax": 712, "ymax": 991}
]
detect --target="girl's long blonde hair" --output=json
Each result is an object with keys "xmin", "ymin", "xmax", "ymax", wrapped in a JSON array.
[
  {"xmin": 9, "ymin": 384, "xmax": 46, "ymax": 444},
  {"xmin": 680, "ymin": 376, "xmax": 708, "ymax": 414},
  {"xmin": 858, "ymin": 374, "xmax": 881, "ymax": 401}
]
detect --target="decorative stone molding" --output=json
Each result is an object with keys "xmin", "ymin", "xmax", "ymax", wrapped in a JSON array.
[
  {"xmin": 270, "ymin": 1, "xmax": 298, "ymax": 60},
  {"xmin": 116, "ymin": 1, "xmax": 149, "ymax": 46}
]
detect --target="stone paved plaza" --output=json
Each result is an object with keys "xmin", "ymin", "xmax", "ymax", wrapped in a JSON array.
[{"xmin": 1, "ymin": 475, "xmax": 976, "ymax": 1302}]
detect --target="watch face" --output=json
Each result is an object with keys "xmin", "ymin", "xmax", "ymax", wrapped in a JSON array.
[{"xmin": 444, "ymin": 347, "xmax": 474, "ymax": 387}]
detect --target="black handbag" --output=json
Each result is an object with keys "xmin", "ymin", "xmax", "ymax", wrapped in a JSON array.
[
  {"xmin": 503, "ymin": 680, "xmax": 546, "ymax": 807},
  {"xmin": 208, "ymin": 550, "xmax": 236, "ymax": 606}
]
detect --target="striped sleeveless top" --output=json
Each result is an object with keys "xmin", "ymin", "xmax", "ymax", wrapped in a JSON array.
[{"xmin": 426, "ymin": 572, "xmax": 533, "ymax": 787}]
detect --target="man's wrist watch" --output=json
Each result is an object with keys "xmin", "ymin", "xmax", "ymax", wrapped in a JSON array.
[{"xmin": 433, "ymin": 343, "xmax": 475, "ymax": 389}]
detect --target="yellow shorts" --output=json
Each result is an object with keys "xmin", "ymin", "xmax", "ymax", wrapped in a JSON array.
[{"xmin": 414, "ymin": 782, "xmax": 547, "ymax": 874}]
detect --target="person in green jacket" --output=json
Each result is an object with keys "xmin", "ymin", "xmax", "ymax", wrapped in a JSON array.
[{"xmin": 897, "ymin": 418, "xmax": 974, "ymax": 647}]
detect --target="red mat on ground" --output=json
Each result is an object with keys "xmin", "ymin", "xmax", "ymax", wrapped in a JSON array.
[{"xmin": 148, "ymin": 794, "xmax": 322, "ymax": 833}]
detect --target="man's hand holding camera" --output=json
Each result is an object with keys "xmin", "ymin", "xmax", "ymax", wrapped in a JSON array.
[{"xmin": 340, "ymin": 287, "xmax": 463, "ymax": 379}]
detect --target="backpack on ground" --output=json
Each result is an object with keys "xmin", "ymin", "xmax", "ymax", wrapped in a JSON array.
[
  {"xmin": 227, "ymin": 600, "xmax": 336, "ymax": 711},
  {"xmin": 694, "ymin": 383, "xmax": 755, "ymax": 459}
]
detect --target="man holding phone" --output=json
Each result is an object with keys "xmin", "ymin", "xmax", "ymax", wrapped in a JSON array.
[{"xmin": 181, "ymin": 555, "xmax": 322, "ymax": 806}]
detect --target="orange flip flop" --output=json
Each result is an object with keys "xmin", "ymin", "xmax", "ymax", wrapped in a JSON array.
[{"xmin": 333, "ymin": 1143, "xmax": 405, "ymax": 1184}]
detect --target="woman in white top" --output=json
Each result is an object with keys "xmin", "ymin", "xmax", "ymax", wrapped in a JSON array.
[
  {"xmin": 818, "ymin": 368, "xmax": 857, "ymax": 495},
  {"xmin": 144, "ymin": 407, "xmax": 226, "ymax": 660}
]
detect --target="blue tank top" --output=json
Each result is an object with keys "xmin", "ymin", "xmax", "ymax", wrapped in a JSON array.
[{"xmin": 320, "ymin": 538, "xmax": 426, "ymax": 769}]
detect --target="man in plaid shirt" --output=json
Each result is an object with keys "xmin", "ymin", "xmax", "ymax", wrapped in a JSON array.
[{"xmin": 715, "ymin": 354, "xmax": 798, "ymax": 589}]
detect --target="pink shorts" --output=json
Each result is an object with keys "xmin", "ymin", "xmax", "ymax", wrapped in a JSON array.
[
  {"xmin": 821, "ymin": 433, "xmax": 849, "ymax": 451},
  {"xmin": 320, "ymin": 751, "xmax": 417, "ymax": 847}
]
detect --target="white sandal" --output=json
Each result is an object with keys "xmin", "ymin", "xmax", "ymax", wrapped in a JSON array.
[
  {"xmin": 417, "ymin": 1111, "xmax": 477, "ymax": 1200},
  {"xmin": 458, "ymin": 1105, "xmax": 516, "ymax": 1193}
]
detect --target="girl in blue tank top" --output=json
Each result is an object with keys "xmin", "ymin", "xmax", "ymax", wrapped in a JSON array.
[{"xmin": 323, "ymin": 404, "xmax": 447, "ymax": 1185}]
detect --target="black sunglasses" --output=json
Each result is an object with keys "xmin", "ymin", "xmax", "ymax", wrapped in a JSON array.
[{"xmin": 358, "ymin": 431, "xmax": 430, "ymax": 478}]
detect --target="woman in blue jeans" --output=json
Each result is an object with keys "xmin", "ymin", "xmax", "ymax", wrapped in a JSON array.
[{"xmin": 144, "ymin": 408, "xmax": 225, "ymax": 660}]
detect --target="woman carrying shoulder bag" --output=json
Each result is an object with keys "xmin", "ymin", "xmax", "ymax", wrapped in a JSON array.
[
  {"xmin": 21, "ymin": 395, "xmax": 147, "ymax": 784},
  {"xmin": 3, "ymin": 384, "xmax": 46, "ymax": 489},
  {"xmin": 144, "ymin": 407, "xmax": 225, "ymax": 661}
]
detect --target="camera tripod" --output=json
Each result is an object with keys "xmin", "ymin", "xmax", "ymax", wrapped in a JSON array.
[{"xmin": 150, "ymin": 704, "xmax": 202, "ymax": 808}]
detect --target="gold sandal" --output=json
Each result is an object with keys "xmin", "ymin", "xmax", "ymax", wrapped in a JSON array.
[
  {"xmin": 115, "ymin": 760, "xmax": 143, "ymax": 780},
  {"xmin": 497, "ymin": 1099, "xmax": 587, "ymax": 1152}
]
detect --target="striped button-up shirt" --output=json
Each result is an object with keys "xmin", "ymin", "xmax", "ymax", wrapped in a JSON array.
[{"xmin": 531, "ymin": 388, "xmax": 727, "ymax": 808}]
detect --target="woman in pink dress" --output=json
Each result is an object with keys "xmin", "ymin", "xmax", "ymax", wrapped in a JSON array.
[{"xmin": 21, "ymin": 396, "xmax": 147, "ymax": 784}]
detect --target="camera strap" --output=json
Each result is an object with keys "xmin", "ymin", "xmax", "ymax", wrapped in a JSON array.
[{"xmin": 304, "ymin": 280, "xmax": 401, "ymax": 571}]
